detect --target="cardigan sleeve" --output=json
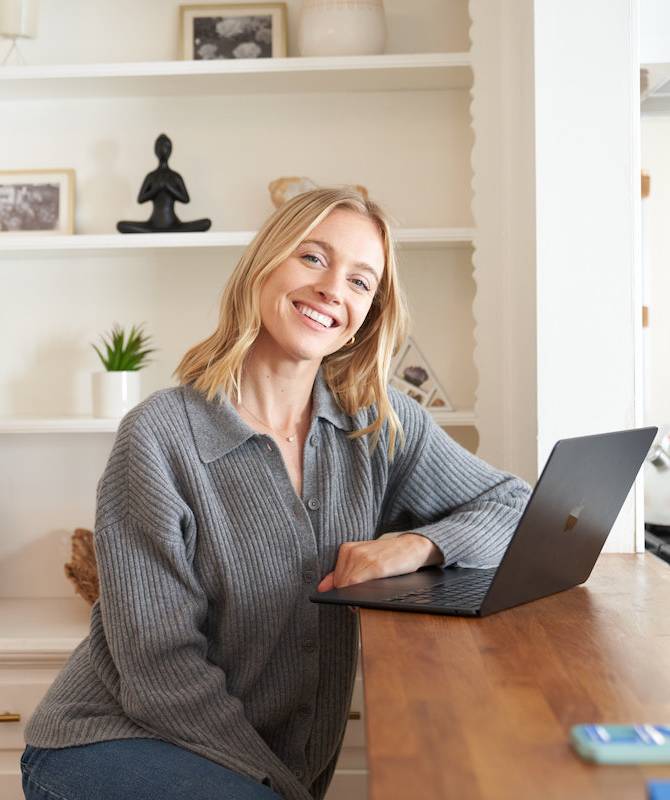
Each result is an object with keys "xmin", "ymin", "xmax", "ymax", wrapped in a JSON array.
[
  {"xmin": 92, "ymin": 411, "xmax": 312, "ymax": 800},
  {"xmin": 376, "ymin": 389, "xmax": 533, "ymax": 568}
]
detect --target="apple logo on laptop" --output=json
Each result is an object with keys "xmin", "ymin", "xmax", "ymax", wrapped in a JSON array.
[{"xmin": 563, "ymin": 502, "xmax": 585, "ymax": 532}]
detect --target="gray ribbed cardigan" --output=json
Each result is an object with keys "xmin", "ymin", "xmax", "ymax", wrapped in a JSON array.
[{"xmin": 25, "ymin": 366, "xmax": 532, "ymax": 800}]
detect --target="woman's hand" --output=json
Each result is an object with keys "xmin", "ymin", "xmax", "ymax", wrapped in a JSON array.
[{"xmin": 316, "ymin": 533, "xmax": 443, "ymax": 593}]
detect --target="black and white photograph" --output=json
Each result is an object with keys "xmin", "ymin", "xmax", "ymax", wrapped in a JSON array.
[
  {"xmin": 0, "ymin": 169, "xmax": 75, "ymax": 234},
  {"xmin": 391, "ymin": 337, "xmax": 454, "ymax": 409},
  {"xmin": 179, "ymin": 3, "xmax": 288, "ymax": 60}
]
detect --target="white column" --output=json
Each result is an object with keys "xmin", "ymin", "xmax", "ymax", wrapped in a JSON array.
[{"xmin": 533, "ymin": 0, "xmax": 642, "ymax": 551}]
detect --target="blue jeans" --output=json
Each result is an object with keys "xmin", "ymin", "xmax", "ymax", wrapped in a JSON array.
[{"xmin": 20, "ymin": 738, "xmax": 284, "ymax": 800}]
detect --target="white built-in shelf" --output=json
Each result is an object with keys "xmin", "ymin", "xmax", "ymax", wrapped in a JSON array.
[
  {"xmin": 0, "ymin": 228, "xmax": 474, "ymax": 255},
  {"xmin": 0, "ymin": 597, "xmax": 90, "ymax": 664},
  {"xmin": 0, "ymin": 53, "xmax": 472, "ymax": 100},
  {"xmin": 0, "ymin": 408, "xmax": 476, "ymax": 434}
]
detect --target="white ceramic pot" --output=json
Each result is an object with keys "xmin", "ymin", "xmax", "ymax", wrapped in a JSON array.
[
  {"xmin": 298, "ymin": 0, "xmax": 386, "ymax": 57},
  {"xmin": 0, "ymin": 0, "xmax": 40, "ymax": 38},
  {"xmin": 92, "ymin": 371, "xmax": 141, "ymax": 418}
]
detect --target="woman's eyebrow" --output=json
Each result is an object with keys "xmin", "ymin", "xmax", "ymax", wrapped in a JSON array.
[{"xmin": 301, "ymin": 238, "xmax": 381, "ymax": 283}]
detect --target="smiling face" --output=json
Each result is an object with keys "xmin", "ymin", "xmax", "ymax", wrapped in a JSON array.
[{"xmin": 255, "ymin": 208, "xmax": 386, "ymax": 366}]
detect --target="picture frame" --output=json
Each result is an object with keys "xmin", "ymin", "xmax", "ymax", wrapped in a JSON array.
[
  {"xmin": 0, "ymin": 169, "xmax": 75, "ymax": 235},
  {"xmin": 178, "ymin": 3, "xmax": 288, "ymax": 60},
  {"xmin": 391, "ymin": 337, "xmax": 454, "ymax": 411}
]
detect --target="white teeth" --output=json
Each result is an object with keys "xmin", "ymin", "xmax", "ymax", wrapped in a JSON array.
[{"xmin": 295, "ymin": 303, "xmax": 335, "ymax": 328}]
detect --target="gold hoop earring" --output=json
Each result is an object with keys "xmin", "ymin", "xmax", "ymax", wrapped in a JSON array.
[{"xmin": 346, "ymin": 335, "xmax": 355, "ymax": 346}]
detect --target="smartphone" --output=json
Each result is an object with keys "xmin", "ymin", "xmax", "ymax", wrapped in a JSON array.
[
  {"xmin": 571, "ymin": 724, "xmax": 670, "ymax": 764},
  {"xmin": 648, "ymin": 780, "xmax": 670, "ymax": 800}
]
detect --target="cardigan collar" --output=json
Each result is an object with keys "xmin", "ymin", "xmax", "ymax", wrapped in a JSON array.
[{"xmin": 182, "ymin": 365, "xmax": 353, "ymax": 463}]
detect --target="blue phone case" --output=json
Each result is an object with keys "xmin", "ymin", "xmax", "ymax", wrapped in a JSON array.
[
  {"xmin": 648, "ymin": 780, "xmax": 670, "ymax": 800},
  {"xmin": 571, "ymin": 724, "xmax": 670, "ymax": 764}
]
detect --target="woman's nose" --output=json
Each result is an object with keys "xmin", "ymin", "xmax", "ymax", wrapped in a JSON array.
[
  {"xmin": 314, "ymin": 273, "xmax": 344, "ymax": 303},
  {"xmin": 317, "ymin": 286, "xmax": 340, "ymax": 303}
]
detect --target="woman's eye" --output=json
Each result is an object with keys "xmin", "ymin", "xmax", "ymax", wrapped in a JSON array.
[{"xmin": 300, "ymin": 254, "xmax": 369, "ymax": 291}]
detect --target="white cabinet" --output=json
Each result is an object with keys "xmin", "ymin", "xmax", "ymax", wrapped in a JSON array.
[
  {"xmin": 329, "ymin": 656, "xmax": 367, "ymax": 800},
  {"xmin": 0, "ymin": 667, "xmax": 62, "ymax": 800},
  {"xmin": 0, "ymin": 598, "xmax": 91, "ymax": 800},
  {"xmin": 0, "ymin": 2, "xmax": 475, "ymax": 797}
]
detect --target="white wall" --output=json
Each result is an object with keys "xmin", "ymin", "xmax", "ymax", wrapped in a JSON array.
[
  {"xmin": 640, "ymin": 0, "xmax": 670, "ymax": 63},
  {"xmin": 641, "ymin": 117, "xmax": 670, "ymax": 426},
  {"xmin": 533, "ymin": 0, "xmax": 642, "ymax": 551}
]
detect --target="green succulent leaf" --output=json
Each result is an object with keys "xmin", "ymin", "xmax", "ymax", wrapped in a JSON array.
[{"xmin": 91, "ymin": 323, "xmax": 156, "ymax": 372}]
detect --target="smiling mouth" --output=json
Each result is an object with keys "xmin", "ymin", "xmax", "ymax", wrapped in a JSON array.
[{"xmin": 292, "ymin": 302, "xmax": 341, "ymax": 329}]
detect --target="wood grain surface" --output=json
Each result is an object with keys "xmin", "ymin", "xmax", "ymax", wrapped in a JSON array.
[{"xmin": 359, "ymin": 554, "xmax": 670, "ymax": 800}]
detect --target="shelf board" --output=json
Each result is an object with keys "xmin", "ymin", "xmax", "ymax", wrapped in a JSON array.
[
  {"xmin": 0, "ymin": 231, "xmax": 255, "ymax": 253},
  {"xmin": 0, "ymin": 228, "xmax": 475, "ymax": 255},
  {"xmin": 0, "ymin": 53, "xmax": 472, "ymax": 100},
  {"xmin": 395, "ymin": 228, "xmax": 475, "ymax": 249},
  {"xmin": 0, "ymin": 418, "xmax": 119, "ymax": 433},
  {"xmin": 0, "ymin": 408, "xmax": 476, "ymax": 433},
  {"xmin": 0, "ymin": 597, "xmax": 90, "ymax": 663},
  {"xmin": 432, "ymin": 409, "xmax": 477, "ymax": 427}
]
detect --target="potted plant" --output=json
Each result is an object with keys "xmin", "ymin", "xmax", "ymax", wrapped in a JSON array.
[{"xmin": 91, "ymin": 323, "xmax": 156, "ymax": 418}]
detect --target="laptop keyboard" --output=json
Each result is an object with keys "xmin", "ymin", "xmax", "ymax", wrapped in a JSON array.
[{"xmin": 385, "ymin": 570, "xmax": 495, "ymax": 607}]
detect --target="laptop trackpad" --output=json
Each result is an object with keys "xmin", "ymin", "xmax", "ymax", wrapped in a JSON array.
[{"xmin": 315, "ymin": 565, "xmax": 479, "ymax": 602}]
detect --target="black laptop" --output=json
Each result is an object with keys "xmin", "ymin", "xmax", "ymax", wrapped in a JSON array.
[{"xmin": 310, "ymin": 427, "xmax": 658, "ymax": 617}]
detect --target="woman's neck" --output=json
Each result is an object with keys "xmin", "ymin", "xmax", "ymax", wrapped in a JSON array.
[{"xmin": 237, "ymin": 351, "xmax": 319, "ymax": 433}]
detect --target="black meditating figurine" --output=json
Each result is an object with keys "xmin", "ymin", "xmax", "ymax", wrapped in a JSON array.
[{"xmin": 117, "ymin": 134, "xmax": 211, "ymax": 233}]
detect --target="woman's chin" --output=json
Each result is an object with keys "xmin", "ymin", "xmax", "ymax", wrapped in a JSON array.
[
  {"xmin": 254, "ymin": 330, "xmax": 342, "ymax": 364},
  {"xmin": 271, "ymin": 341, "xmax": 327, "ymax": 364}
]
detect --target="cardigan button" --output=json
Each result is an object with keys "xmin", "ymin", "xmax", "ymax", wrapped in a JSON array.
[
  {"xmin": 309, "ymin": 434, "xmax": 318, "ymax": 446},
  {"xmin": 307, "ymin": 497, "xmax": 320, "ymax": 510},
  {"xmin": 302, "ymin": 571, "xmax": 315, "ymax": 584},
  {"xmin": 303, "ymin": 639, "xmax": 316, "ymax": 653}
]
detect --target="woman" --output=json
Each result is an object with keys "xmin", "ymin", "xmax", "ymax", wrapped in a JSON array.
[{"xmin": 21, "ymin": 187, "xmax": 532, "ymax": 800}]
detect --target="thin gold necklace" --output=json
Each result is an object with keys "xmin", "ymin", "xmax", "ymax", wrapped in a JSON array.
[{"xmin": 238, "ymin": 400, "xmax": 298, "ymax": 444}]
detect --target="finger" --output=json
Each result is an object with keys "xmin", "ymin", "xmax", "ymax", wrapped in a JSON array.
[
  {"xmin": 317, "ymin": 572, "xmax": 334, "ymax": 592},
  {"xmin": 333, "ymin": 546, "xmax": 379, "ymax": 589},
  {"xmin": 332, "ymin": 546, "xmax": 353, "ymax": 589},
  {"xmin": 336, "ymin": 556, "xmax": 380, "ymax": 589}
]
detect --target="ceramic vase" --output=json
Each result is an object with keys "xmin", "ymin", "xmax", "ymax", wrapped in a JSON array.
[
  {"xmin": 92, "ymin": 371, "xmax": 140, "ymax": 418},
  {"xmin": 0, "ymin": 0, "xmax": 39, "ymax": 38},
  {"xmin": 298, "ymin": 0, "xmax": 386, "ymax": 57}
]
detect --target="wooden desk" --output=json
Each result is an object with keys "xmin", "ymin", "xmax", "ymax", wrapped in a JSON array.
[{"xmin": 359, "ymin": 554, "xmax": 670, "ymax": 800}]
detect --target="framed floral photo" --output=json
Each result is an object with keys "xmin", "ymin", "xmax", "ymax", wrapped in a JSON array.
[
  {"xmin": 179, "ymin": 3, "xmax": 288, "ymax": 60},
  {"xmin": 0, "ymin": 169, "xmax": 75, "ymax": 235}
]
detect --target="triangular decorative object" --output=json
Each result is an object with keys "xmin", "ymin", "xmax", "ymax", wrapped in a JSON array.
[{"xmin": 390, "ymin": 337, "xmax": 454, "ymax": 411}]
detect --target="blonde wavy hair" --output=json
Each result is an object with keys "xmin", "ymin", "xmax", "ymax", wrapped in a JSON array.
[{"xmin": 174, "ymin": 187, "xmax": 410, "ymax": 460}]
